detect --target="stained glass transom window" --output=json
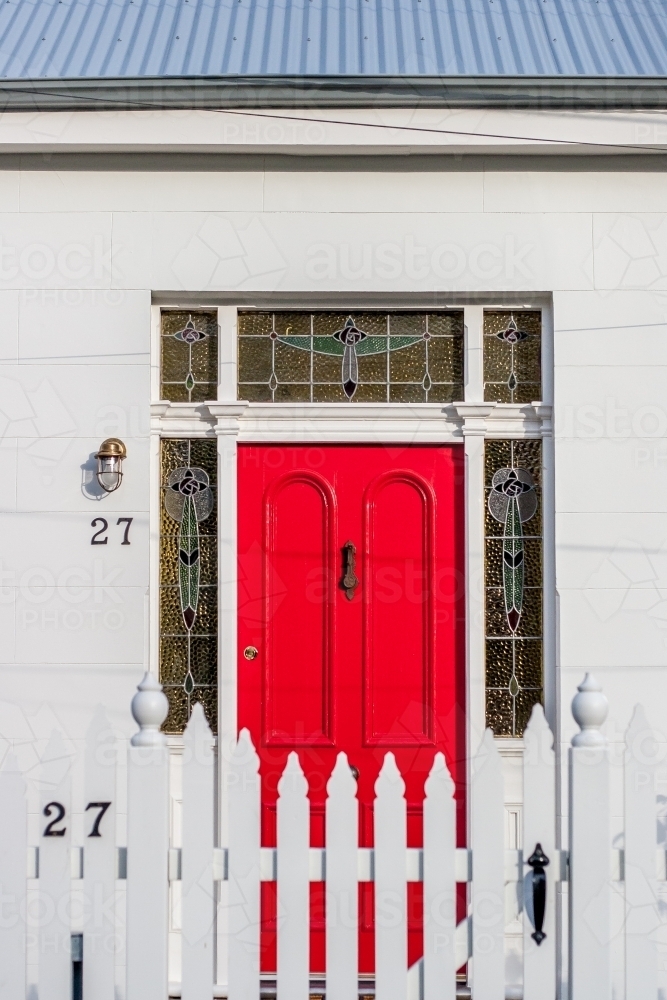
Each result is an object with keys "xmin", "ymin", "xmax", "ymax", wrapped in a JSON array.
[
  {"xmin": 237, "ymin": 311, "xmax": 464, "ymax": 403},
  {"xmin": 485, "ymin": 439, "xmax": 543, "ymax": 737},
  {"xmin": 483, "ymin": 311, "xmax": 541, "ymax": 404},
  {"xmin": 160, "ymin": 439, "xmax": 217, "ymax": 733},
  {"xmin": 161, "ymin": 310, "xmax": 218, "ymax": 403}
]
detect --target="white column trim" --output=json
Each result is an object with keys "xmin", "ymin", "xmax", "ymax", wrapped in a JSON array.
[
  {"xmin": 463, "ymin": 305, "xmax": 484, "ymax": 403},
  {"xmin": 218, "ymin": 306, "xmax": 238, "ymax": 402},
  {"xmin": 455, "ymin": 407, "xmax": 494, "ymax": 769},
  {"xmin": 208, "ymin": 404, "xmax": 246, "ymax": 994}
]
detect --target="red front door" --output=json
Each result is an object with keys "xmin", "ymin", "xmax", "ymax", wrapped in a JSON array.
[{"xmin": 237, "ymin": 444, "xmax": 465, "ymax": 974}]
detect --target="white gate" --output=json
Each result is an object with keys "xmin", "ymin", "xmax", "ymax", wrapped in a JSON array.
[{"xmin": 0, "ymin": 672, "xmax": 663, "ymax": 1000}]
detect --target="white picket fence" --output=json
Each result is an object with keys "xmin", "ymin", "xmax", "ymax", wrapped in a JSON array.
[{"xmin": 0, "ymin": 671, "xmax": 664, "ymax": 1000}]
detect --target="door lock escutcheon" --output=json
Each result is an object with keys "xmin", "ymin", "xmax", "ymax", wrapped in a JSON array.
[
  {"xmin": 342, "ymin": 540, "xmax": 359, "ymax": 601},
  {"xmin": 243, "ymin": 646, "xmax": 259, "ymax": 660}
]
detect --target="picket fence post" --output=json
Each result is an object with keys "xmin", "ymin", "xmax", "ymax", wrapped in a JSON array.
[
  {"xmin": 39, "ymin": 731, "xmax": 73, "ymax": 1000},
  {"xmin": 523, "ymin": 704, "xmax": 556, "ymax": 1000},
  {"xmin": 126, "ymin": 672, "xmax": 170, "ymax": 1000},
  {"xmin": 227, "ymin": 728, "xmax": 261, "ymax": 1000},
  {"xmin": 423, "ymin": 752, "xmax": 456, "ymax": 1000},
  {"xmin": 624, "ymin": 704, "xmax": 659, "ymax": 1000},
  {"xmin": 569, "ymin": 673, "xmax": 611, "ymax": 1000},
  {"xmin": 277, "ymin": 752, "xmax": 309, "ymax": 1000},
  {"xmin": 326, "ymin": 752, "xmax": 358, "ymax": 1000},
  {"xmin": 182, "ymin": 703, "xmax": 216, "ymax": 1000},
  {"xmin": 374, "ymin": 753, "xmax": 408, "ymax": 1000},
  {"xmin": 83, "ymin": 708, "xmax": 117, "ymax": 1000},
  {"xmin": 470, "ymin": 729, "xmax": 505, "ymax": 1000},
  {"xmin": 0, "ymin": 753, "xmax": 27, "ymax": 999}
]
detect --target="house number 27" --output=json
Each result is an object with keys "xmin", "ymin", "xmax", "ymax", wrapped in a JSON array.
[
  {"xmin": 90, "ymin": 517, "xmax": 133, "ymax": 545},
  {"xmin": 43, "ymin": 801, "xmax": 112, "ymax": 837}
]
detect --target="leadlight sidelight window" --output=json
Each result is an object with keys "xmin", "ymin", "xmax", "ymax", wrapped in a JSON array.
[
  {"xmin": 161, "ymin": 310, "xmax": 218, "ymax": 402},
  {"xmin": 483, "ymin": 311, "xmax": 541, "ymax": 404},
  {"xmin": 237, "ymin": 311, "xmax": 464, "ymax": 403},
  {"xmin": 160, "ymin": 439, "xmax": 217, "ymax": 733},
  {"xmin": 485, "ymin": 439, "xmax": 543, "ymax": 737}
]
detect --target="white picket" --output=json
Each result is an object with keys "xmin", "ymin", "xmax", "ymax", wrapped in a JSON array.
[
  {"xmin": 522, "ymin": 704, "xmax": 556, "ymax": 1000},
  {"xmin": 83, "ymin": 708, "xmax": 117, "ymax": 1000},
  {"xmin": 569, "ymin": 674, "xmax": 611, "ymax": 1000},
  {"xmin": 423, "ymin": 752, "xmax": 456, "ymax": 1000},
  {"xmin": 624, "ymin": 705, "xmax": 659, "ymax": 1000},
  {"xmin": 182, "ymin": 704, "xmax": 216, "ymax": 1000},
  {"xmin": 470, "ymin": 729, "xmax": 504, "ymax": 1000},
  {"xmin": 126, "ymin": 742, "xmax": 169, "ymax": 1000},
  {"xmin": 0, "ymin": 753, "xmax": 27, "ymax": 998},
  {"xmin": 277, "ymin": 752, "xmax": 309, "ymax": 1000},
  {"xmin": 228, "ymin": 729, "xmax": 261, "ymax": 1000},
  {"xmin": 326, "ymin": 752, "xmax": 358, "ymax": 1000},
  {"xmin": 374, "ymin": 753, "xmax": 407, "ymax": 1000},
  {"xmin": 38, "ymin": 731, "xmax": 73, "ymax": 1000}
]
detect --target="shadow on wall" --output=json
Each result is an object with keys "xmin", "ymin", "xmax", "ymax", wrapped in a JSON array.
[{"xmin": 80, "ymin": 452, "xmax": 107, "ymax": 501}]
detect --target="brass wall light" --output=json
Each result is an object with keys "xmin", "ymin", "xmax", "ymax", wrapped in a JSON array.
[{"xmin": 95, "ymin": 438, "xmax": 127, "ymax": 493}]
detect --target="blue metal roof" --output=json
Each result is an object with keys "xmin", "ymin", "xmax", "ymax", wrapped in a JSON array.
[{"xmin": 0, "ymin": 0, "xmax": 666, "ymax": 80}]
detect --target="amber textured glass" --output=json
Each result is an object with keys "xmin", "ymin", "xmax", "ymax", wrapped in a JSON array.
[
  {"xmin": 160, "ymin": 438, "xmax": 217, "ymax": 733},
  {"xmin": 238, "ymin": 311, "xmax": 464, "ymax": 402},
  {"xmin": 161, "ymin": 310, "xmax": 218, "ymax": 403},
  {"xmin": 484, "ymin": 438, "xmax": 543, "ymax": 736},
  {"xmin": 483, "ymin": 311, "xmax": 541, "ymax": 404}
]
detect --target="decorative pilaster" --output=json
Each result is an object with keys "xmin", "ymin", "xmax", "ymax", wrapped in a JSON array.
[{"xmin": 569, "ymin": 674, "xmax": 611, "ymax": 1000}]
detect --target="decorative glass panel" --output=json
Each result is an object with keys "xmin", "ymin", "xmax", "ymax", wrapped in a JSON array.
[
  {"xmin": 237, "ymin": 311, "xmax": 464, "ymax": 403},
  {"xmin": 160, "ymin": 438, "xmax": 217, "ymax": 733},
  {"xmin": 483, "ymin": 311, "xmax": 541, "ymax": 404},
  {"xmin": 161, "ymin": 310, "xmax": 218, "ymax": 402},
  {"xmin": 485, "ymin": 439, "xmax": 542, "ymax": 737}
]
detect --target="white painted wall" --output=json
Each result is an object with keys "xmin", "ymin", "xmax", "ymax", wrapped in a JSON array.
[{"xmin": 1, "ymin": 125, "xmax": 666, "ymax": 865}]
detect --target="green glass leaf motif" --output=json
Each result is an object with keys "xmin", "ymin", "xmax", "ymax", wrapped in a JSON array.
[
  {"xmin": 184, "ymin": 670, "xmax": 195, "ymax": 696},
  {"xmin": 276, "ymin": 334, "xmax": 421, "ymax": 357},
  {"xmin": 503, "ymin": 497, "xmax": 524, "ymax": 632},
  {"xmin": 488, "ymin": 467, "xmax": 537, "ymax": 634},
  {"xmin": 179, "ymin": 494, "xmax": 199, "ymax": 630},
  {"xmin": 164, "ymin": 466, "xmax": 214, "ymax": 633},
  {"xmin": 508, "ymin": 674, "xmax": 520, "ymax": 698},
  {"xmin": 185, "ymin": 371, "xmax": 195, "ymax": 392},
  {"xmin": 276, "ymin": 316, "xmax": 423, "ymax": 399}
]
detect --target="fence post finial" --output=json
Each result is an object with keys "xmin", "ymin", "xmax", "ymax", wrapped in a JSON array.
[
  {"xmin": 571, "ymin": 673, "xmax": 608, "ymax": 747},
  {"xmin": 131, "ymin": 672, "xmax": 169, "ymax": 747}
]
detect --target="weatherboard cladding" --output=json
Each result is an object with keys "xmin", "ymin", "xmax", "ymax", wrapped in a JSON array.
[{"xmin": 0, "ymin": 0, "xmax": 666, "ymax": 79}]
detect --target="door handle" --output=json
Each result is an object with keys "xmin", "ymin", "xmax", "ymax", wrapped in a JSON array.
[
  {"xmin": 342, "ymin": 541, "xmax": 359, "ymax": 601},
  {"xmin": 527, "ymin": 843, "xmax": 549, "ymax": 945}
]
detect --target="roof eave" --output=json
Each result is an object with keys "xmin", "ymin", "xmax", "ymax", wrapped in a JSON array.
[{"xmin": 0, "ymin": 75, "xmax": 666, "ymax": 112}]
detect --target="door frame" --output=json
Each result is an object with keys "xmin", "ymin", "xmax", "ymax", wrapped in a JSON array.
[{"xmin": 150, "ymin": 295, "xmax": 555, "ymax": 988}]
